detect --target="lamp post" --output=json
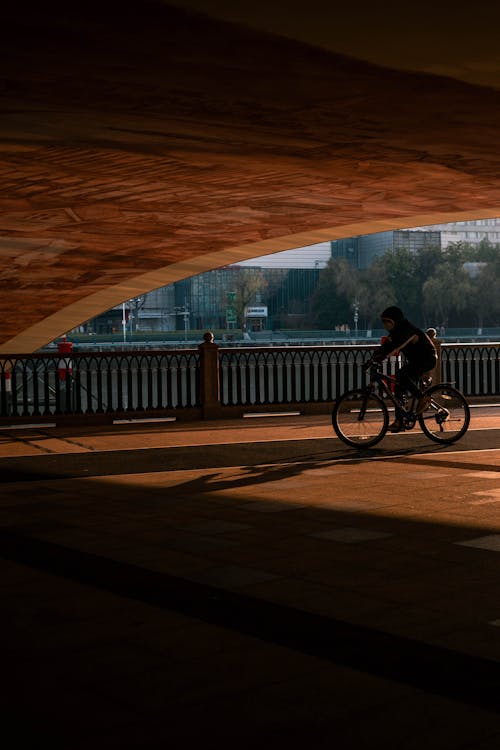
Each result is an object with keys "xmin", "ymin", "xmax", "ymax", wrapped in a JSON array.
[
  {"xmin": 174, "ymin": 304, "xmax": 190, "ymax": 341},
  {"xmin": 122, "ymin": 302, "xmax": 127, "ymax": 343},
  {"xmin": 353, "ymin": 301, "xmax": 359, "ymax": 339}
]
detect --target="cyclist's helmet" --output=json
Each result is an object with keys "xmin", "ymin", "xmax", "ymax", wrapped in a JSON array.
[{"xmin": 381, "ymin": 306, "xmax": 404, "ymax": 325}]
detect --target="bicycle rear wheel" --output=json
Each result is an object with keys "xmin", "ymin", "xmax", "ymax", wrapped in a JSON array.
[
  {"xmin": 418, "ymin": 384, "xmax": 470, "ymax": 444},
  {"xmin": 332, "ymin": 389, "xmax": 388, "ymax": 448}
]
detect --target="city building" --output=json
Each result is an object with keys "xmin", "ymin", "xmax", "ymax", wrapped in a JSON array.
[
  {"xmin": 413, "ymin": 218, "xmax": 500, "ymax": 247},
  {"xmin": 84, "ymin": 223, "xmax": 500, "ymax": 336},
  {"xmin": 331, "ymin": 230, "xmax": 441, "ymax": 269}
]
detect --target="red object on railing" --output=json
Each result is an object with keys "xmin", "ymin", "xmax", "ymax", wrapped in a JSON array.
[{"xmin": 57, "ymin": 336, "xmax": 73, "ymax": 381}]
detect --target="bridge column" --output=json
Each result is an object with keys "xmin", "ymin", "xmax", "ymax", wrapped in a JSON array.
[{"xmin": 198, "ymin": 332, "xmax": 221, "ymax": 418}]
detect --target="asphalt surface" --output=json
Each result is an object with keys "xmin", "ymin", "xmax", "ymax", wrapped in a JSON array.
[{"xmin": 3, "ymin": 409, "xmax": 500, "ymax": 748}]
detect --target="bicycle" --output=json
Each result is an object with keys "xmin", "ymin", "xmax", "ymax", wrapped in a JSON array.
[{"xmin": 331, "ymin": 363, "xmax": 470, "ymax": 448}]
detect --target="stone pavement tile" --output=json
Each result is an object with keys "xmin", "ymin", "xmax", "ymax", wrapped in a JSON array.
[
  {"xmin": 423, "ymin": 624, "xmax": 500, "ymax": 662},
  {"xmin": 351, "ymin": 568, "xmax": 490, "ymax": 611},
  {"xmin": 309, "ymin": 526, "xmax": 393, "ymax": 542},
  {"xmin": 42, "ymin": 525, "xmax": 242, "ymax": 556},
  {"xmin": 295, "ymin": 554, "xmax": 446, "ymax": 592},
  {"xmin": 238, "ymin": 575, "xmax": 396, "ymax": 623},
  {"xmin": 2, "ymin": 682, "xmax": 131, "ymax": 750},
  {"xmin": 183, "ymin": 563, "xmax": 283, "ymax": 589},
  {"xmin": 423, "ymin": 590, "xmax": 500, "ymax": 630},
  {"xmin": 91, "ymin": 641, "xmax": 321, "ymax": 717},
  {"xmin": 396, "ymin": 535, "xmax": 500, "ymax": 565},
  {"xmin": 356, "ymin": 604, "xmax": 470, "ymax": 643},
  {"xmin": 22, "ymin": 435, "xmax": 91, "ymax": 454},
  {"xmin": 106, "ymin": 546, "xmax": 213, "ymax": 576},
  {"xmin": 236, "ymin": 575, "xmax": 334, "ymax": 606},
  {"xmin": 172, "ymin": 519, "xmax": 253, "ymax": 534},
  {"xmin": 234, "ymin": 498, "xmax": 308, "ymax": 513},
  {"xmin": 0, "ymin": 431, "xmax": 53, "ymax": 457},
  {"xmin": 0, "ymin": 559, "xmax": 55, "ymax": 590},
  {"xmin": 263, "ymin": 532, "xmax": 360, "ymax": 558},
  {"xmin": 0, "ymin": 485, "xmax": 71, "ymax": 505},
  {"xmin": 123, "ymin": 618, "xmax": 272, "ymax": 665},
  {"xmin": 116, "ymin": 658, "xmax": 500, "ymax": 749},
  {"xmin": 5, "ymin": 560, "xmax": 500, "ymax": 749},
  {"xmin": 159, "ymin": 530, "xmax": 242, "ymax": 554},
  {"xmin": 279, "ymin": 584, "xmax": 402, "ymax": 623},
  {"xmin": 328, "ymin": 690, "xmax": 500, "ymax": 750},
  {"xmin": 185, "ymin": 541, "xmax": 314, "ymax": 573},
  {"xmin": 469, "ymin": 736, "xmax": 500, "ymax": 750}
]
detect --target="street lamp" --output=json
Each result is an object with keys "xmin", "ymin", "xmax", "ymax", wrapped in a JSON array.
[
  {"xmin": 174, "ymin": 304, "xmax": 190, "ymax": 341},
  {"xmin": 353, "ymin": 300, "xmax": 359, "ymax": 339},
  {"xmin": 122, "ymin": 302, "xmax": 127, "ymax": 343}
]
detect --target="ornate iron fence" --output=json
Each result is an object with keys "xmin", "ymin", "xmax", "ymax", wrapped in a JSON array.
[
  {"xmin": 0, "ymin": 350, "xmax": 200, "ymax": 419},
  {"xmin": 441, "ymin": 344, "xmax": 500, "ymax": 397},
  {"xmin": 219, "ymin": 346, "xmax": 380, "ymax": 406},
  {"xmin": 1, "ymin": 341, "xmax": 499, "ymax": 423}
]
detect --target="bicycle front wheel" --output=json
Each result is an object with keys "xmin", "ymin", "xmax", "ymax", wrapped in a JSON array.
[
  {"xmin": 418, "ymin": 384, "xmax": 470, "ymax": 444},
  {"xmin": 332, "ymin": 389, "xmax": 388, "ymax": 448}
]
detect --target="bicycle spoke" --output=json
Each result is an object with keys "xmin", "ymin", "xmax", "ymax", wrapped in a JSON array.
[
  {"xmin": 332, "ymin": 389, "xmax": 388, "ymax": 448},
  {"xmin": 418, "ymin": 385, "xmax": 469, "ymax": 444}
]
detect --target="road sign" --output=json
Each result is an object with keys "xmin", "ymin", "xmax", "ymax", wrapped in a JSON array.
[{"xmin": 226, "ymin": 306, "xmax": 237, "ymax": 324}]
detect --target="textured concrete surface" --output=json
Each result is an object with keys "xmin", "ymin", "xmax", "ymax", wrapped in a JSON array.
[
  {"xmin": 3, "ymin": 411, "xmax": 500, "ymax": 747},
  {"xmin": 2, "ymin": 1, "xmax": 500, "ymax": 351}
]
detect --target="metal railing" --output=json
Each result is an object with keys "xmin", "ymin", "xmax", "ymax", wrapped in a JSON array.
[
  {"xmin": 441, "ymin": 344, "xmax": 500, "ymax": 397},
  {"xmin": 1, "ymin": 340, "xmax": 499, "ymax": 423},
  {"xmin": 0, "ymin": 350, "xmax": 200, "ymax": 419},
  {"xmin": 219, "ymin": 346, "xmax": 381, "ymax": 406}
]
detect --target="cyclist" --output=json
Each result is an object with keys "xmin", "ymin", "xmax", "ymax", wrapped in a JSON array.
[{"xmin": 366, "ymin": 306, "xmax": 438, "ymax": 432}]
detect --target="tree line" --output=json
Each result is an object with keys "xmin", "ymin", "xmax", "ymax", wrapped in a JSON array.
[{"xmin": 311, "ymin": 240, "xmax": 500, "ymax": 331}]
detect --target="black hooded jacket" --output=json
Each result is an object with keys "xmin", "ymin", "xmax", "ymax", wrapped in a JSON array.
[{"xmin": 373, "ymin": 309, "xmax": 437, "ymax": 367}]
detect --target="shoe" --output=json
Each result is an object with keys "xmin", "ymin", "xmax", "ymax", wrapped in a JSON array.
[
  {"xmin": 389, "ymin": 420, "xmax": 403, "ymax": 433},
  {"xmin": 415, "ymin": 395, "xmax": 431, "ymax": 415}
]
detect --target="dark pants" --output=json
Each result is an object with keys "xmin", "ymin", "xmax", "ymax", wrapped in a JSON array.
[{"xmin": 394, "ymin": 358, "xmax": 436, "ymax": 421}]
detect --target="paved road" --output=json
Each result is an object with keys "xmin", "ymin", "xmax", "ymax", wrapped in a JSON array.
[{"xmin": 3, "ymin": 408, "xmax": 500, "ymax": 747}]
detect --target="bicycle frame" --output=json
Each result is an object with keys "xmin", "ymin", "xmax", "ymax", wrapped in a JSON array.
[
  {"xmin": 332, "ymin": 364, "xmax": 469, "ymax": 447},
  {"xmin": 367, "ymin": 369, "xmax": 419, "ymax": 423}
]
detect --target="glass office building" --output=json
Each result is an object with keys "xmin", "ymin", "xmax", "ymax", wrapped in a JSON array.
[{"xmin": 331, "ymin": 230, "xmax": 441, "ymax": 269}]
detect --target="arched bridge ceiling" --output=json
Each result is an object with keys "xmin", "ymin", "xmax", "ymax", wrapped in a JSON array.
[{"xmin": 1, "ymin": 0, "xmax": 500, "ymax": 352}]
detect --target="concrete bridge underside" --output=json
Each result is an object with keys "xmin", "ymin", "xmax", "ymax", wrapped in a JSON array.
[{"xmin": 2, "ymin": 0, "xmax": 500, "ymax": 352}]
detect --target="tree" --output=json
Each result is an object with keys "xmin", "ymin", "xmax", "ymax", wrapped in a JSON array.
[
  {"xmin": 229, "ymin": 268, "xmax": 268, "ymax": 327},
  {"xmin": 310, "ymin": 258, "xmax": 357, "ymax": 328},
  {"xmin": 358, "ymin": 258, "xmax": 396, "ymax": 330},
  {"xmin": 380, "ymin": 247, "xmax": 419, "ymax": 318},
  {"xmin": 466, "ymin": 263, "xmax": 500, "ymax": 330},
  {"xmin": 422, "ymin": 263, "xmax": 471, "ymax": 325}
]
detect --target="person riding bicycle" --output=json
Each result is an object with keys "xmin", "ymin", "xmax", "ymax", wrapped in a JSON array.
[{"xmin": 366, "ymin": 306, "xmax": 437, "ymax": 433}]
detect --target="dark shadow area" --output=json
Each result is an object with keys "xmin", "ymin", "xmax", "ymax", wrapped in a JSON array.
[
  {"xmin": 3, "ymin": 427, "xmax": 500, "ymax": 745},
  {"xmin": 1, "ymin": 527, "xmax": 500, "ymax": 713},
  {"xmin": 0, "ymin": 433, "xmax": 455, "ymax": 484}
]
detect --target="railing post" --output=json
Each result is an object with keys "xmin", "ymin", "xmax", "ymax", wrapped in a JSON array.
[
  {"xmin": 434, "ymin": 338, "xmax": 442, "ymax": 385},
  {"xmin": 198, "ymin": 331, "xmax": 221, "ymax": 418}
]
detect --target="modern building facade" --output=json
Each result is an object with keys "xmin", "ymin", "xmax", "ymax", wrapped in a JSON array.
[
  {"xmin": 413, "ymin": 218, "xmax": 500, "ymax": 247},
  {"xmin": 85, "ymin": 224, "xmax": 500, "ymax": 335},
  {"xmin": 331, "ymin": 230, "xmax": 441, "ymax": 269}
]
